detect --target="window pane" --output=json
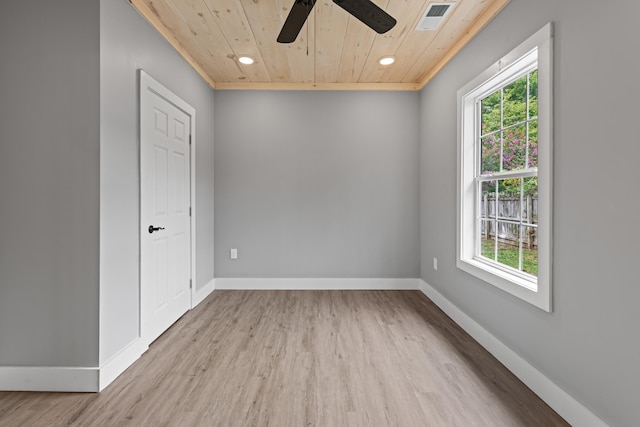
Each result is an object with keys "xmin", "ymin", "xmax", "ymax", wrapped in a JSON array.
[
  {"xmin": 479, "ymin": 179, "xmax": 538, "ymax": 276},
  {"xmin": 496, "ymin": 176, "xmax": 520, "ymax": 198},
  {"xmin": 528, "ymin": 70, "xmax": 538, "ymax": 119},
  {"xmin": 481, "ymin": 224, "xmax": 496, "ymax": 260},
  {"xmin": 503, "ymin": 124, "xmax": 527, "ymax": 171},
  {"xmin": 480, "ymin": 181, "xmax": 497, "ymax": 262},
  {"xmin": 480, "ymin": 181, "xmax": 496, "ymax": 219},
  {"xmin": 497, "ymin": 179, "xmax": 521, "ymax": 221},
  {"xmin": 528, "ymin": 120, "xmax": 538, "ymax": 168},
  {"xmin": 521, "ymin": 226, "xmax": 538, "ymax": 276},
  {"xmin": 503, "ymin": 75, "xmax": 528, "ymax": 127},
  {"xmin": 481, "ymin": 135, "xmax": 501, "ymax": 174},
  {"xmin": 481, "ymin": 90, "xmax": 501, "ymax": 135},
  {"xmin": 496, "ymin": 227, "xmax": 520, "ymax": 270},
  {"xmin": 522, "ymin": 177, "xmax": 538, "ymax": 225}
]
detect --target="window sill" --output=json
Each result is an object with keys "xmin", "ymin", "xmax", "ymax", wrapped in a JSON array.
[{"xmin": 457, "ymin": 257, "xmax": 550, "ymax": 312}]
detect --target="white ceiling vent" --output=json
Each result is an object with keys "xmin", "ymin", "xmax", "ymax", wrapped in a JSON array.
[{"xmin": 415, "ymin": 2, "xmax": 456, "ymax": 31}]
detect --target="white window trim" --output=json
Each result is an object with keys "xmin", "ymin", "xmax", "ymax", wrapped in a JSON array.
[{"xmin": 457, "ymin": 23, "xmax": 553, "ymax": 312}]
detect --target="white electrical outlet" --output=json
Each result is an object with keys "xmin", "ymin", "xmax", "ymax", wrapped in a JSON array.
[
  {"xmin": 433, "ymin": 257, "xmax": 438, "ymax": 270},
  {"xmin": 230, "ymin": 248, "xmax": 238, "ymax": 260}
]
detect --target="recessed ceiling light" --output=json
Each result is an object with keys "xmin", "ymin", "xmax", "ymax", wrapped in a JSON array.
[
  {"xmin": 238, "ymin": 55, "xmax": 254, "ymax": 65},
  {"xmin": 379, "ymin": 56, "xmax": 396, "ymax": 65}
]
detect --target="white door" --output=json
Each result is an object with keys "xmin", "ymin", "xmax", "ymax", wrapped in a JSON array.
[{"xmin": 140, "ymin": 71, "xmax": 193, "ymax": 344}]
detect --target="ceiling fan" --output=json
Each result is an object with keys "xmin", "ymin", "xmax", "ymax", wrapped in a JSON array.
[{"xmin": 277, "ymin": 0, "xmax": 397, "ymax": 43}]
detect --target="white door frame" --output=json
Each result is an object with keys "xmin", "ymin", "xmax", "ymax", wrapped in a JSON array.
[{"xmin": 139, "ymin": 69, "xmax": 197, "ymax": 344}]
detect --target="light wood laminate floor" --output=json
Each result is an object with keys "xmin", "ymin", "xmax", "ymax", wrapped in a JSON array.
[{"xmin": 0, "ymin": 290, "xmax": 568, "ymax": 426}]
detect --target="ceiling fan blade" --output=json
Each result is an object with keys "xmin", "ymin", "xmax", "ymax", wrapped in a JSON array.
[
  {"xmin": 277, "ymin": 0, "xmax": 317, "ymax": 43},
  {"xmin": 332, "ymin": 0, "xmax": 396, "ymax": 34}
]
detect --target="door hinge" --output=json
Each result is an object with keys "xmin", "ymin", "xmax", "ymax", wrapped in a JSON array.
[
  {"xmin": 189, "ymin": 279, "xmax": 192, "ymax": 289},
  {"xmin": 189, "ymin": 134, "xmax": 192, "ymax": 145},
  {"xmin": 189, "ymin": 206, "xmax": 192, "ymax": 216}
]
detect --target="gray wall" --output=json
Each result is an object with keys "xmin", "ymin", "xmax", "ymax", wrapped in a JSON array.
[
  {"xmin": 0, "ymin": 0, "xmax": 216, "ymax": 368},
  {"xmin": 0, "ymin": 0, "xmax": 101, "ymax": 366},
  {"xmin": 2, "ymin": 2, "xmax": 636, "ymax": 424},
  {"xmin": 419, "ymin": 0, "xmax": 640, "ymax": 426},
  {"xmin": 99, "ymin": 0, "xmax": 216, "ymax": 363},
  {"xmin": 215, "ymin": 91, "xmax": 420, "ymax": 278}
]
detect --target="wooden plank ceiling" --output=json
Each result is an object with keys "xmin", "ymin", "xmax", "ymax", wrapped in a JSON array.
[{"xmin": 129, "ymin": 0, "xmax": 509, "ymax": 90}]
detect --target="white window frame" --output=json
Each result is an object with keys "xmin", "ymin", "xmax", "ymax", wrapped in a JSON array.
[{"xmin": 457, "ymin": 23, "xmax": 553, "ymax": 312}]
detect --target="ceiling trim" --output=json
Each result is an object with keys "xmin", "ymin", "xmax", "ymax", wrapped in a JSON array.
[
  {"xmin": 128, "ymin": 0, "xmax": 217, "ymax": 89},
  {"xmin": 418, "ymin": 0, "xmax": 511, "ymax": 88},
  {"xmin": 214, "ymin": 82, "xmax": 422, "ymax": 91}
]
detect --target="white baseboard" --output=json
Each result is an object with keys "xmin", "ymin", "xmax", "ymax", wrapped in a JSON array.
[
  {"xmin": 418, "ymin": 279, "xmax": 608, "ymax": 427},
  {"xmin": 0, "ymin": 366, "xmax": 99, "ymax": 392},
  {"xmin": 0, "ymin": 276, "xmax": 217, "ymax": 393},
  {"xmin": 193, "ymin": 278, "xmax": 215, "ymax": 306},
  {"xmin": 98, "ymin": 338, "xmax": 148, "ymax": 391},
  {"xmin": 0, "ymin": 339, "xmax": 150, "ymax": 393},
  {"xmin": 215, "ymin": 277, "xmax": 420, "ymax": 290}
]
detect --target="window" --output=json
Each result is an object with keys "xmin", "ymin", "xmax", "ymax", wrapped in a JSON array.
[{"xmin": 457, "ymin": 24, "xmax": 553, "ymax": 311}]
